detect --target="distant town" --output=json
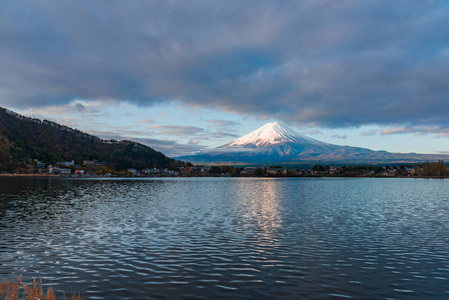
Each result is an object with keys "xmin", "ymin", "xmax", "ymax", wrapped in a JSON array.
[{"xmin": 3, "ymin": 159, "xmax": 448, "ymax": 178}]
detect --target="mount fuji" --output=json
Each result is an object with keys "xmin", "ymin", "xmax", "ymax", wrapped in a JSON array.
[{"xmin": 178, "ymin": 122, "xmax": 448, "ymax": 165}]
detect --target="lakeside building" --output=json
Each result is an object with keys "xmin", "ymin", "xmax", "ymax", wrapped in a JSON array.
[
  {"xmin": 127, "ymin": 168, "xmax": 137, "ymax": 175},
  {"xmin": 191, "ymin": 166, "xmax": 205, "ymax": 175},
  {"xmin": 184, "ymin": 166, "xmax": 192, "ymax": 176},
  {"xmin": 142, "ymin": 168, "xmax": 160, "ymax": 176},
  {"xmin": 47, "ymin": 165, "xmax": 60, "ymax": 175},
  {"xmin": 83, "ymin": 160, "xmax": 97, "ymax": 167},
  {"xmin": 241, "ymin": 167, "xmax": 257, "ymax": 176},
  {"xmin": 60, "ymin": 168, "xmax": 71, "ymax": 175},
  {"xmin": 329, "ymin": 166, "xmax": 338, "ymax": 175},
  {"xmin": 34, "ymin": 160, "xmax": 46, "ymax": 169}
]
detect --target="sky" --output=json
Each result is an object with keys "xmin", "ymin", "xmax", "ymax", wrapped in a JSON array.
[{"xmin": 1, "ymin": 0, "xmax": 449, "ymax": 157}]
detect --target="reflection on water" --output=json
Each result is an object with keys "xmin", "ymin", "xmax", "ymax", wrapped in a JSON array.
[
  {"xmin": 1, "ymin": 177, "xmax": 449, "ymax": 299},
  {"xmin": 235, "ymin": 179, "xmax": 283, "ymax": 251}
]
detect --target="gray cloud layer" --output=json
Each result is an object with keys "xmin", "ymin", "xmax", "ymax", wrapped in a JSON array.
[
  {"xmin": 87, "ymin": 129, "xmax": 204, "ymax": 157},
  {"xmin": 1, "ymin": 1, "xmax": 449, "ymax": 128}
]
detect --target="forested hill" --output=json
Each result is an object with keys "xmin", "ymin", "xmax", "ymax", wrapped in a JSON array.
[{"xmin": 0, "ymin": 106, "xmax": 184, "ymax": 171}]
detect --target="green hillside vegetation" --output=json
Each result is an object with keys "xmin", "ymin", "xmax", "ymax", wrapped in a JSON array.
[{"xmin": 0, "ymin": 107, "xmax": 185, "ymax": 172}]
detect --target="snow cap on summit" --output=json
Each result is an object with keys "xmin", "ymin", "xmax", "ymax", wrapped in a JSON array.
[{"xmin": 224, "ymin": 122, "xmax": 319, "ymax": 147}]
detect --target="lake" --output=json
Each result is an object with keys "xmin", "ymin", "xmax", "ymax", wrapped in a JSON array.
[{"xmin": 1, "ymin": 177, "xmax": 449, "ymax": 299}]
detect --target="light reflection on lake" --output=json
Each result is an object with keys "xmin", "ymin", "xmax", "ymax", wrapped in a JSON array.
[{"xmin": 1, "ymin": 177, "xmax": 449, "ymax": 299}]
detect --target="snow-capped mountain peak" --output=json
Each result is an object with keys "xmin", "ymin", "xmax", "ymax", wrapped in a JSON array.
[
  {"xmin": 224, "ymin": 122, "xmax": 320, "ymax": 147},
  {"xmin": 177, "ymin": 121, "xmax": 449, "ymax": 164}
]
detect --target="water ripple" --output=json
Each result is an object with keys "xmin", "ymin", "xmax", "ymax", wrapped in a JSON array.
[{"xmin": 1, "ymin": 177, "xmax": 449, "ymax": 299}]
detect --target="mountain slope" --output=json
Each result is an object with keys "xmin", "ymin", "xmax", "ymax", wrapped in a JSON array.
[
  {"xmin": 178, "ymin": 122, "xmax": 449, "ymax": 165},
  {"xmin": 0, "ymin": 107, "xmax": 183, "ymax": 171}
]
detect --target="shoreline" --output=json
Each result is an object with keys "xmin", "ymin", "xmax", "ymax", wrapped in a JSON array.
[
  {"xmin": 0, "ymin": 173, "xmax": 60, "ymax": 177},
  {"xmin": 0, "ymin": 173, "xmax": 448, "ymax": 179}
]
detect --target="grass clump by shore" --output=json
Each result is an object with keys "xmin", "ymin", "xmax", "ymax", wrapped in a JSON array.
[{"xmin": 0, "ymin": 275, "xmax": 80, "ymax": 300}]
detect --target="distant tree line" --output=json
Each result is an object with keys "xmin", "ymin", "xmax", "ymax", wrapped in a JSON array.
[
  {"xmin": 205, "ymin": 162, "xmax": 449, "ymax": 178},
  {"xmin": 209, "ymin": 166, "xmax": 243, "ymax": 176},
  {"xmin": 415, "ymin": 161, "xmax": 448, "ymax": 176}
]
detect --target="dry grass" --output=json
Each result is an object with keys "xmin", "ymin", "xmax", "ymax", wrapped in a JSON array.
[{"xmin": 0, "ymin": 275, "xmax": 80, "ymax": 300}]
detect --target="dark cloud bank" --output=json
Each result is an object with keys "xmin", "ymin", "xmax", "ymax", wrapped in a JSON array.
[{"xmin": 1, "ymin": 0, "xmax": 449, "ymax": 130}]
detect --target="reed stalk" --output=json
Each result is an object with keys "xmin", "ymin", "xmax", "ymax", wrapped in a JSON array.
[{"xmin": 0, "ymin": 275, "xmax": 80, "ymax": 300}]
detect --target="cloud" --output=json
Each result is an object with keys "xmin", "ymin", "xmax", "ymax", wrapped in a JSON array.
[
  {"xmin": 138, "ymin": 119, "xmax": 155, "ymax": 124},
  {"xmin": 361, "ymin": 129, "xmax": 379, "ymax": 136},
  {"xmin": 1, "ymin": 1, "xmax": 449, "ymax": 129},
  {"xmin": 86, "ymin": 130, "xmax": 203, "ymax": 157},
  {"xmin": 331, "ymin": 134, "xmax": 347, "ymax": 140},
  {"xmin": 203, "ymin": 119, "xmax": 242, "ymax": 139},
  {"xmin": 149, "ymin": 125, "xmax": 205, "ymax": 136},
  {"xmin": 148, "ymin": 123, "xmax": 239, "ymax": 140},
  {"xmin": 209, "ymin": 130, "xmax": 240, "ymax": 139},
  {"xmin": 132, "ymin": 138, "xmax": 204, "ymax": 157},
  {"xmin": 303, "ymin": 129, "xmax": 323, "ymax": 135},
  {"xmin": 380, "ymin": 127, "xmax": 416, "ymax": 135},
  {"xmin": 23, "ymin": 100, "xmax": 103, "ymax": 116},
  {"xmin": 205, "ymin": 119, "xmax": 240, "ymax": 128},
  {"xmin": 380, "ymin": 126, "xmax": 449, "ymax": 137}
]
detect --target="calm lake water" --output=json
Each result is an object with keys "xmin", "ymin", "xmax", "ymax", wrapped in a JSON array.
[{"xmin": 1, "ymin": 177, "xmax": 449, "ymax": 299}]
